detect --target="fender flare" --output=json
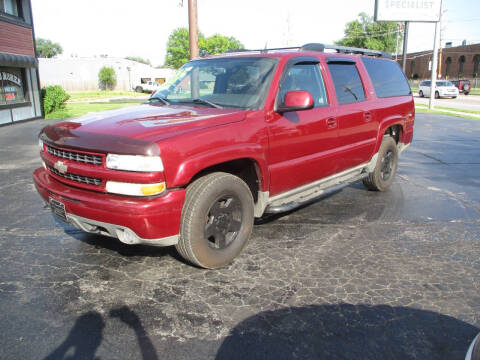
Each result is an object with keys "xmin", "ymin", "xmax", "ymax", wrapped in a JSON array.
[{"xmin": 170, "ymin": 144, "xmax": 269, "ymax": 191}]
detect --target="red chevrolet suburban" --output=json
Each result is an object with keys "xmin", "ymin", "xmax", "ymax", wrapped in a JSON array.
[{"xmin": 33, "ymin": 43, "xmax": 414, "ymax": 269}]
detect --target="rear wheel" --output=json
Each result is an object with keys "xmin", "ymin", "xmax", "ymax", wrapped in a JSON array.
[
  {"xmin": 363, "ymin": 136, "xmax": 398, "ymax": 192},
  {"xmin": 176, "ymin": 172, "xmax": 254, "ymax": 269},
  {"xmin": 464, "ymin": 91, "xmax": 470, "ymax": 95},
  {"xmin": 135, "ymin": 86, "xmax": 143, "ymax": 93}
]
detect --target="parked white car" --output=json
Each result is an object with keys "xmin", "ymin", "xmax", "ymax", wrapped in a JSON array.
[
  {"xmin": 134, "ymin": 81, "xmax": 162, "ymax": 93},
  {"xmin": 418, "ymin": 80, "xmax": 459, "ymax": 99}
]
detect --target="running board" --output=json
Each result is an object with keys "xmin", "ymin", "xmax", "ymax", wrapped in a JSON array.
[{"xmin": 264, "ymin": 173, "xmax": 368, "ymax": 214}]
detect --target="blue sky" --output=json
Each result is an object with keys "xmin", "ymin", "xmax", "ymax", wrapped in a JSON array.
[{"xmin": 31, "ymin": 0, "xmax": 480, "ymax": 66}]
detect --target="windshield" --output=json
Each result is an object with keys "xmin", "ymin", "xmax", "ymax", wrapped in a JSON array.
[
  {"xmin": 437, "ymin": 81, "xmax": 453, "ymax": 87},
  {"xmin": 151, "ymin": 57, "xmax": 278, "ymax": 109}
]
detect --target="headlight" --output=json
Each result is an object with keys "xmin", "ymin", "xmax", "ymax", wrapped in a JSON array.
[
  {"xmin": 39, "ymin": 138, "xmax": 44, "ymax": 152},
  {"xmin": 106, "ymin": 154, "xmax": 164, "ymax": 172},
  {"xmin": 106, "ymin": 181, "xmax": 166, "ymax": 196}
]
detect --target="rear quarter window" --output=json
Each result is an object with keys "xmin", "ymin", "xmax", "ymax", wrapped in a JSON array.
[{"xmin": 362, "ymin": 57, "xmax": 411, "ymax": 98}]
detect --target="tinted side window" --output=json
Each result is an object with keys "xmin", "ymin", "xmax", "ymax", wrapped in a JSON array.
[
  {"xmin": 279, "ymin": 63, "xmax": 328, "ymax": 107},
  {"xmin": 327, "ymin": 63, "xmax": 366, "ymax": 105},
  {"xmin": 362, "ymin": 57, "xmax": 411, "ymax": 98}
]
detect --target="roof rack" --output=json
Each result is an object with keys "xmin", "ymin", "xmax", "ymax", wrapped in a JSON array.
[{"xmin": 224, "ymin": 43, "xmax": 392, "ymax": 59}]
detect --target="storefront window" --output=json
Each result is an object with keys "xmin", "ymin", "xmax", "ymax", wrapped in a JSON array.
[{"xmin": 0, "ymin": 67, "xmax": 27, "ymax": 105}]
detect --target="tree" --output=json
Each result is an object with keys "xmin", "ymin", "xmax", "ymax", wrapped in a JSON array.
[
  {"xmin": 336, "ymin": 13, "xmax": 401, "ymax": 53},
  {"xmin": 200, "ymin": 34, "xmax": 243, "ymax": 56},
  {"xmin": 98, "ymin": 66, "xmax": 116, "ymax": 91},
  {"xmin": 164, "ymin": 27, "xmax": 244, "ymax": 69},
  {"xmin": 125, "ymin": 56, "xmax": 151, "ymax": 65},
  {"xmin": 36, "ymin": 38, "xmax": 63, "ymax": 58}
]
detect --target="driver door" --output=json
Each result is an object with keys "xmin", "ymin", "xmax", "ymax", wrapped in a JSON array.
[{"xmin": 267, "ymin": 58, "xmax": 340, "ymax": 196}]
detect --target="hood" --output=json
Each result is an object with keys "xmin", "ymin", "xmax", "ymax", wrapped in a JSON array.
[{"xmin": 41, "ymin": 104, "xmax": 246, "ymax": 155}]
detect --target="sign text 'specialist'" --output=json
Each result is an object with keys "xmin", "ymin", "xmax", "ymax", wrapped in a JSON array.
[{"xmin": 375, "ymin": 0, "xmax": 442, "ymax": 22}]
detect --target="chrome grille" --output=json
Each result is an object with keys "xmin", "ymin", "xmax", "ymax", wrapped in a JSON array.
[
  {"xmin": 47, "ymin": 145, "xmax": 103, "ymax": 165},
  {"xmin": 48, "ymin": 165, "xmax": 102, "ymax": 186}
]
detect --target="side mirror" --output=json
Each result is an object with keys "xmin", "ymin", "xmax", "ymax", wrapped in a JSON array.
[{"xmin": 276, "ymin": 90, "xmax": 314, "ymax": 113}]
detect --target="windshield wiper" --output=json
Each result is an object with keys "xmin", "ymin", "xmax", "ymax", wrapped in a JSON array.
[
  {"xmin": 189, "ymin": 98, "xmax": 223, "ymax": 109},
  {"xmin": 147, "ymin": 97, "xmax": 170, "ymax": 105}
]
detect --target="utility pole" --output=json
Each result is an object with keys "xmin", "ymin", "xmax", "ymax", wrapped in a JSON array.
[
  {"xmin": 429, "ymin": 20, "xmax": 440, "ymax": 109},
  {"xmin": 188, "ymin": 0, "xmax": 199, "ymax": 59},
  {"xmin": 437, "ymin": 9, "xmax": 446, "ymax": 78},
  {"xmin": 395, "ymin": 23, "xmax": 400, "ymax": 61},
  {"xmin": 402, "ymin": 22, "xmax": 409, "ymax": 72}
]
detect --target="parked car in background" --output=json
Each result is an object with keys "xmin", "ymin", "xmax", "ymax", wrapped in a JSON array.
[
  {"xmin": 34, "ymin": 43, "xmax": 414, "ymax": 269},
  {"xmin": 419, "ymin": 80, "xmax": 459, "ymax": 98},
  {"xmin": 452, "ymin": 79, "xmax": 471, "ymax": 95},
  {"xmin": 134, "ymin": 81, "xmax": 161, "ymax": 93}
]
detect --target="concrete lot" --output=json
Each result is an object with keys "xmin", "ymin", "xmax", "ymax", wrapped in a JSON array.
[{"xmin": 0, "ymin": 114, "xmax": 479, "ymax": 359}]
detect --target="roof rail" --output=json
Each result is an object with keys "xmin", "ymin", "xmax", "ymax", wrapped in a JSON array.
[
  {"xmin": 221, "ymin": 43, "xmax": 392, "ymax": 59},
  {"xmin": 301, "ymin": 43, "xmax": 392, "ymax": 59}
]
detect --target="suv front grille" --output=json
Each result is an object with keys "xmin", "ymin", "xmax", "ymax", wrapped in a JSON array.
[
  {"xmin": 47, "ymin": 145, "xmax": 103, "ymax": 165},
  {"xmin": 48, "ymin": 165, "xmax": 102, "ymax": 186}
]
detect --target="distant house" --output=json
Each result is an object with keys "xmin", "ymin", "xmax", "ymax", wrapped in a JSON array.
[
  {"xmin": 0, "ymin": 0, "xmax": 42, "ymax": 125},
  {"xmin": 398, "ymin": 43, "xmax": 480, "ymax": 80},
  {"xmin": 39, "ymin": 57, "xmax": 175, "ymax": 91}
]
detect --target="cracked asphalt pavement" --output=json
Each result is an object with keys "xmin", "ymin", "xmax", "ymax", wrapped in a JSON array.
[{"xmin": 0, "ymin": 113, "xmax": 479, "ymax": 359}]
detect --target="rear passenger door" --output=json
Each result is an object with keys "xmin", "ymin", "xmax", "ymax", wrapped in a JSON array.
[
  {"xmin": 327, "ymin": 59, "xmax": 377, "ymax": 170},
  {"xmin": 267, "ymin": 57, "xmax": 340, "ymax": 196}
]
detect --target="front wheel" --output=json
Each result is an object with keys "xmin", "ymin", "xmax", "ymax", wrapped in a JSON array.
[
  {"xmin": 419, "ymin": 90, "xmax": 424, "ymax": 97},
  {"xmin": 464, "ymin": 91, "xmax": 470, "ymax": 95},
  {"xmin": 176, "ymin": 172, "xmax": 254, "ymax": 269},
  {"xmin": 363, "ymin": 136, "xmax": 398, "ymax": 192},
  {"xmin": 435, "ymin": 91, "xmax": 440, "ymax": 99},
  {"xmin": 135, "ymin": 86, "xmax": 143, "ymax": 93}
]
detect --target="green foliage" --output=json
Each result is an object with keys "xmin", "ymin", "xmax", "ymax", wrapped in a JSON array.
[
  {"xmin": 200, "ymin": 34, "xmax": 243, "ymax": 56},
  {"xmin": 336, "ymin": 13, "xmax": 401, "ymax": 53},
  {"xmin": 41, "ymin": 85, "xmax": 70, "ymax": 114},
  {"xmin": 98, "ymin": 66, "xmax": 117, "ymax": 90},
  {"xmin": 35, "ymin": 38, "xmax": 63, "ymax": 58},
  {"xmin": 164, "ymin": 27, "xmax": 244, "ymax": 69},
  {"xmin": 125, "ymin": 56, "xmax": 151, "ymax": 65}
]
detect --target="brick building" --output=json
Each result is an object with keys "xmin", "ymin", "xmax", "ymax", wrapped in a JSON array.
[
  {"xmin": 398, "ymin": 43, "xmax": 480, "ymax": 81},
  {"xmin": 0, "ymin": 0, "xmax": 42, "ymax": 126}
]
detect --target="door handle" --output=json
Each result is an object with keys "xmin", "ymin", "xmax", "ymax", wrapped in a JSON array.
[
  {"xmin": 326, "ymin": 117, "xmax": 337, "ymax": 129},
  {"xmin": 364, "ymin": 111, "xmax": 372, "ymax": 122}
]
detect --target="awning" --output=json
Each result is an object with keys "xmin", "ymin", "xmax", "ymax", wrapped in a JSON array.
[{"xmin": 0, "ymin": 53, "xmax": 38, "ymax": 68}]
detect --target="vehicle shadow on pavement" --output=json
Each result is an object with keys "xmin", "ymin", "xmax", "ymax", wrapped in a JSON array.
[
  {"xmin": 43, "ymin": 306, "xmax": 158, "ymax": 360},
  {"xmin": 216, "ymin": 303, "xmax": 479, "ymax": 360}
]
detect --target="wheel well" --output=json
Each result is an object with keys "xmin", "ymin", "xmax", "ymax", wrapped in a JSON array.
[
  {"xmin": 384, "ymin": 125, "xmax": 402, "ymax": 143},
  {"xmin": 189, "ymin": 159, "xmax": 260, "ymax": 202}
]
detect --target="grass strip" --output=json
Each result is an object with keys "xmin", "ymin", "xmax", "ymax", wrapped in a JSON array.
[{"xmin": 45, "ymin": 101, "xmax": 143, "ymax": 119}]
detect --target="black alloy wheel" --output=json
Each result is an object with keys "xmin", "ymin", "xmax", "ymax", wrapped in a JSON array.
[
  {"xmin": 380, "ymin": 150, "xmax": 394, "ymax": 182},
  {"xmin": 204, "ymin": 194, "xmax": 242, "ymax": 250},
  {"xmin": 176, "ymin": 172, "xmax": 254, "ymax": 269}
]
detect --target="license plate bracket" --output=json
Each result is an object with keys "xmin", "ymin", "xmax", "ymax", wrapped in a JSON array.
[{"xmin": 49, "ymin": 197, "xmax": 67, "ymax": 222}]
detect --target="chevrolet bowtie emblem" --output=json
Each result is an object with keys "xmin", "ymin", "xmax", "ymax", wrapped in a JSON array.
[{"xmin": 54, "ymin": 160, "xmax": 68, "ymax": 174}]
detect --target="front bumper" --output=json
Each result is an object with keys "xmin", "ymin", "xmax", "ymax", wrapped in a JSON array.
[{"xmin": 33, "ymin": 168, "xmax": 185, "ymax": 246}]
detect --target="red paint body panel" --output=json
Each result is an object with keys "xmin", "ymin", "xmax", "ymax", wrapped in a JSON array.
[{"xmin": 33, "ymin": 50, "xmax": 414, "ymax": 241}]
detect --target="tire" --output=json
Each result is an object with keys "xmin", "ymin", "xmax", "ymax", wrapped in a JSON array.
[
  {"xmin": 363, "ymin": 136, "xmax": 398, "ymax": 192},
  {"xmin": 453, "ymin": 96, "xmax": 457, "ymax": 99},
  {"xmin": 464, "ymin": 91, "xmax": 470, "ymax": 95},
  {"xmin": 176, "ymin": 172, "xmax": 254, "ymax": 269},
  {"xmin": 419, "ymin": 90, "xmax": 424, "ymax": 97},
  {"xmin": 435, "ymin": 91, "xmax": 440, "ymax": 99},
  {"xmin": 135, "ymin": 86, "xmax": 143, "ymax": 93}
]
